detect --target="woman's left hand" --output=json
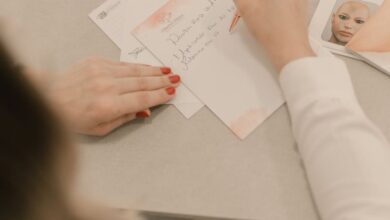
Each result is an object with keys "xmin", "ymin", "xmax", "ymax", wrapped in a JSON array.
[{"xmin": 48, "ymin": 57, "xmax": 180, "ymax": 136}]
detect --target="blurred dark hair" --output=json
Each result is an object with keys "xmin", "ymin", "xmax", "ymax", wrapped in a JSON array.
[{"xmin": 0, "ymin": 39, "xmax": 73, "ymax": 220}]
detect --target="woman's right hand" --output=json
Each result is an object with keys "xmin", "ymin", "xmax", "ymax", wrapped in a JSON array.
[{"xmin": 233, "ymin": 0, "xmax": 315, "ymax": 71}]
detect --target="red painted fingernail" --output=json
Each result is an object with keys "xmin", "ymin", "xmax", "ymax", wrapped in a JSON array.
[
  {"xmin": 169, "ymin": 75, "xmax": 181, "ymax": 83},
  {"xmin": 136, "ymin": 111, "xmax": 150, "ymax": 118},
  {"xmin": 166, "ymin": 87, "xmax": 176, "ymax": 95},
  {"xmin": 160, "ymin": 67, "xmax": 172, "ymax": 75}
]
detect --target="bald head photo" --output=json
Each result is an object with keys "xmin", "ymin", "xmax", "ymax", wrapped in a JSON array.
[{"xmin": 322, "ymin": 0, "xmax": 379, "ymax": 46}]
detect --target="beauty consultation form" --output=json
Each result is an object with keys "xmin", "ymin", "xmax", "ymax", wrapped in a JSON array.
[
  {"xmin": 133, "ymin": 0, "xmax": 285, "ymax": 139},
  {"xmin": 89, "ymin": 0, "xmax": 204, "ymax": 119},
  {"xmin": 120, "ymin": 0, "xmax": 205, "ymax": 118}
]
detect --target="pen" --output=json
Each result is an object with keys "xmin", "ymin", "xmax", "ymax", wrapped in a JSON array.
[{"xmin": 229, "ymin": 10, "xmax": 241, "ymax": 32}]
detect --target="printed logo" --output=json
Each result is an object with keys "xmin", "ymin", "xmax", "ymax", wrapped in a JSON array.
[
  {"xmin": 97, "ymin": 11, "xmax": 107, "ymax": 20},
  {"xmin": 160, "ymin": 12, "xmax": 173, "ymax": 24},
  {"xmin": 96, "ymin": 1, "xmax": 121, "ymax": 20}
]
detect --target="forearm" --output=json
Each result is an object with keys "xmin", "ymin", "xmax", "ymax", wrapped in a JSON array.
[{"xmin": 280, "ymin": 57, "xmax": 390, "ymax": 220}]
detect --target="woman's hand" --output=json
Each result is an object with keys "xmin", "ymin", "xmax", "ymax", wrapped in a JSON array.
[
  {"xmin": 49, "ymin": 57, "xmax": 180, "ymax": 136},
  {"xmin": 234, "ymin": 0, "xmax": 315, "ymax": 71}
]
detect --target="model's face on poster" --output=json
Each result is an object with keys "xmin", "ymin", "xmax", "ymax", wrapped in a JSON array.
[{"xmin": 331, "ymin": 2, "xmax": 370, "ymax": 45}]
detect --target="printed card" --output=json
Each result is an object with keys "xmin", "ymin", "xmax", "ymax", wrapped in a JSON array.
[{"xmin": 120, "ymin": 0, "xmax": 204, "ymax": 118}]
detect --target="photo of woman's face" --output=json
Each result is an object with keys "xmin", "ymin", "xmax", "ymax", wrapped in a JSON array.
[{"xmin": 330, "ymin": 1, "xmax": 371, "ymax": 45}]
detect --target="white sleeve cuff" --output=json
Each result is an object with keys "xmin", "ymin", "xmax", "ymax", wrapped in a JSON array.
[{"xmin": 279, "ymin": 57, "xmax": 358, "ymax": 106}]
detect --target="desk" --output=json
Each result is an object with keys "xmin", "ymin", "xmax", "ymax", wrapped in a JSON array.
[{"xmin": 2, "ymin": 0, "xmax": 390, "ymax": 219}]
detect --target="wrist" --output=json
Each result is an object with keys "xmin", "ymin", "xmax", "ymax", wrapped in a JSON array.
[{"xmin": 266, "ymin": 40, "xmax": 315, "ymax": 72}]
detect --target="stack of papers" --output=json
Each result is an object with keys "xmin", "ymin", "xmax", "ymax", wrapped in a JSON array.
[
  {"xmin": 90, "ymin": 0, "xmax": 390, "ymax": 139},
  {"xmin": 89, "ymin": 0, "xmax": 330, "ymax": 139}
]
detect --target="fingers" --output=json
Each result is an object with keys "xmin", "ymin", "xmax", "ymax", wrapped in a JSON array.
[
  {"xmin": 116, "ymin": 87, "xmax": 176, "ymax": 115},
  {"xmin": 116, "ymin": 74, "xmax": 181, "ymax": 94},
  {"xmin": 88, "ymin": 109, "xmax": 151, "ymax": 136},
  {"xmin": 136, "ymin": 109, "xmax": 151, "ymax": 118},
  {"xmin": 89, "ymin": 113, "xmax": 136, "ymax": 136},
  {"xmin": 112, "ymin": 64, "xmax": 173, "ymax": 78},
  {"xmin": 82, "ymin": 57, "xmax": 174, "ymax": 78},
  {"xmin": 75, "ymin": 57, "xmax": 179, "ymax": 134}
]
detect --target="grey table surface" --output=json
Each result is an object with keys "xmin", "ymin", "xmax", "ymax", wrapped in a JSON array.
[{"xmin": 2, "ymin": 0, "xmax": 390, "ymax": 219}]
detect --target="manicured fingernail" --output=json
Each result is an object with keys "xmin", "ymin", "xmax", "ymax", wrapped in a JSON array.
[
  {"xmin": 160, "ymin": 67, "xmax": 172, "ymax": 75},
  {"xmin": 169, "ymin": 75, "xmax": 181, "ymax": 84},
  {"xmin": 166, "ymin": 87, "xmax": 176, "ymax": 95},
  {"xmin": 136, "ymin": 111, "xmax": 150, "ymax": 118}
]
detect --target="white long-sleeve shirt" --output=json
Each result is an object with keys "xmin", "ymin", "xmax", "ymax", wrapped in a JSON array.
[{"xmin": 279, "ymin": 57, "xmax": 390, "ymax": 220}]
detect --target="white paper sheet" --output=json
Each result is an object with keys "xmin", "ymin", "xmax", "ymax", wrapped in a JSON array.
[
  {"xmin": 89, "ymin": 0, "xmax": 204, "ymax": 119},
  {"xmin": 133, "ymin": 0, "xmax": 285, "ymax": 139},
  {"xmin": 354, "ymin": 52, "xmax": 390, "ymax": 74},
  {"xmin": 89, "ymin": 0, "xmax": 126, "ymax": 47}
]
